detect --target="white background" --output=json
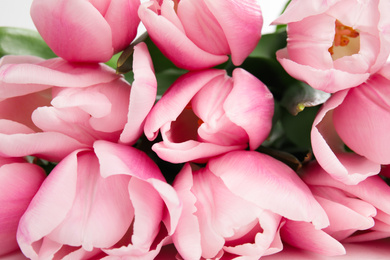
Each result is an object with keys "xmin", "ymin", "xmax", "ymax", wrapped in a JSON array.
[{"xmin": 0, "ymin": 0, "xmax": 286, "ymax": 34}]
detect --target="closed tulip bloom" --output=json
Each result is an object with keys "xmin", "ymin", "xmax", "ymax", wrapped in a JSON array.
[
  {"xmin": 144, "ymin": 68, "xmax": 274, "ymax": 163},
  {"xmin": 17, "ymin": 141, "xmax": 181, "ymax": 260},
  {"xmin": 273, "ymin": 0, "xmax": 390, "ymax": 93},
  {"xmin": 139, "ymin": 0, "xmax": 263, "ymax": 70},
  {"xmin": 311, "ymin": 63, "xmax": 390, "ymax": 184},
  {"xmin": 0, "ymin": 43, "xmax": 156, "ymax": 162},
  {"xmin": 172, "ymin": 151, "xmax": 331, "ymax": 259},
  {"xmin": 0, "ymin": 157, "xmax": 46, "ymax": 257},
  {"xmin": 30, "ymin": 0, "xmax": 141, "ymax": 62}
]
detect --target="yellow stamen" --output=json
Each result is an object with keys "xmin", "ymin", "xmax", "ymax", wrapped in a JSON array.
[{"xmin": 328, "ymin": 20, "xmax": 360, "ymax": 58}]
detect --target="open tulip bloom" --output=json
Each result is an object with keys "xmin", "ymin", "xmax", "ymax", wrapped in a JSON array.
[{"xmin": 1, "ymin": 0, "xmax": 390, "ymax": 259}]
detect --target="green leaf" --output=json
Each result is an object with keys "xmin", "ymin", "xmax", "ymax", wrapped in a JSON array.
[
  {"xmin": 280, "ymin": 82, "xmax": 330, "ymax": 115},
  {"xmin": 0, "ymin": 27, "xmax": 56, "ymax": 59},
  {"xmin": 249, "ymin": 30, "xmax": 287, "ymax": 60},
  {"xmin": 156, "ymin": 69, "xmax": 186, "ymax": 98},
  {"xmin": 281, "ymin": 105, "xmax": 320, "ymax": 148}
]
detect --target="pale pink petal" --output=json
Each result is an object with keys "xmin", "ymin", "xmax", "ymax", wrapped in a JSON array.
[
  {"xmin": 172, "ymin": 164, "xmax": 202, "ymax": 260},
  {"xmin": 0, "ymin": 55, "xmax": 44, "ymax": 66},
  {"xmin": 208, "ymin": 151, "xmax": 329, "ymax": 229},
  {"xmin": 152, "ymin": 139, "xmax": 246, "ymax": 164},
  {"xmin": 120, "ymin": 42, "xmax": 157, "ymax": 145},
  {"xmin": 144, "ymin": 70, "xmax": 225, "ymax": 141},
  {"xmin": 284, "ymin": 14, "xmax": 334, "ymax": 70},
  {"xmin": 224, "ymin": 68, "xmax": 274, "ymax": 150},
  {"xmin": 262, "ymin": 239, "xmax": 390, "ymax": 259},
  {"xmin": 31, "ymin": 0, "xmax": 113, "ymax": 62},
  {"xmin": 17, "ymin": 150, "xmax": 81, "ymax": 259},
  {"xmin": 47, "ymin": 152, "xmax": 133, "ymax": 251},
  {"xmin": 1, "ymin": 58, "xmax": 119, "ymax": 89},
  {"xmin": 303, "ymin": 163, "xmax": 390, "ymax": 216},
  {"xmin": 178, "ymin": 0, "xmax": 230, "ymax": 55},
  {"xmin": 0, "ymin": 162, "xmax": 46, "ymax": 256},
  {"xmin": 311, "ymin": 90, "xmax": 380, "ymax": 184},
  {"xmin": 0, "ymin": 132, "xmax": 88, "ymax": 162},
  {"xmin": 204, "ymin": 0, "xmax": 263, "ymax": 65},
  {"xmin": 103, "ymin": 0, "xmax": 140, "ymax": 52},
  {"xmin": 160, "ymin": 0, "xmax": 185, "ymax": 32},
  {"xmin": 276, "ymin": 48, "xmax": 370, "ymax": 93},
  {"xmin": 333, "ymin": 75, "xmax": 390, "ymax": 164},
  {"xmin": 272, "ymin": 0, "xmax": 336, "ymax": 24},
  {"xmin": 93, "ymin": 140, "xmax": 165, "ymax": 181},
  {"xmin": 138, "ymin": 2, "xmax": 228, "ymax": 70},
  {"xmin": 281, "ymin": 220, "xmax": 346, "ymax": 256}
]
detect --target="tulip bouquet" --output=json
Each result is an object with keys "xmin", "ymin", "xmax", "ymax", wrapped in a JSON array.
[{"xmin": 1, "ymin": 0, "xmax": 390, "ymax": 259}]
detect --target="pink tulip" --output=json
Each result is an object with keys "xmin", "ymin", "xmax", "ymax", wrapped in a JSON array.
[
  {"xmin": 302, "ymin": 162, "xmax": 390, "ymax": 244},
  {"xmin": 17, "ymin": 140, "xmax": 181, "ymax": 260},
  {"xmin": 138, "ymin": 0, "xmax": 263, "ymax": 70},
  {"xmin": 0, "ymin": 43, "xmax": 156, "ymax": 162},
  {"xmin": 0, "ymin": 157, "xmax": 46, "ymax": 257},
  {"xmin": 273, "ymin": 0, "xmax": 390, "ymax": 93},
  {"xmin": 144, "ymin": 68, "xmax": 274, "ymax": 163},
  {"xmin": 171, "ymin": 151, "xmax": 330, "ymax": 259},
  {"xmin": 311, "ymin": 64, "xmax": 390, "ymax": 184},
  {"xmin": 30, "ymin": 0, "xmax": 140, "ymax": 62}
]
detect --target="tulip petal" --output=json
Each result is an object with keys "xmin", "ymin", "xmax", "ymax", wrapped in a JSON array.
[
  {"xmin": 281, "ymin": 220, "xmax": 346, "ymax": 256},
  {"xmin": 94, "ymin": 140, "xmax": 165, "ymax": 182},
  {"xmin": 172, "ymin": 164, "xmax": 202, "ymax": 260},
  {"xmin": 0, "ymin": 162, "xmax": 46, "ymax": 256},
  {"xmin": 139, "ymin": 1, "xmax": 228, "ymax": 70},
  {"xmin": 204, "ymin": 0, "xmax": 263, "ymax": 65},
  {"xmin": 144, "ymin": 70, "xmax": 225, "ymax": 141},
  {"xmin": 208, "ymin": 151, "xmax": 329, "ymax": 229},
  {"xmin": 120, "ymin": 42, "xmax": 157, "ymax": 145},
  {"xmin": 311, "ymin": 90, "xmax": 380, "ymax": 184},
  {"xmin": 31, "ymin": 0, "xmax": 113, "ymax": 62},
  {"xmin": 224, "ymin": 68, "xmax": 274, "ymax": 150},
  {"xmin": 276, "ymin": 48, "xmax": 370, "ymax": 93}
]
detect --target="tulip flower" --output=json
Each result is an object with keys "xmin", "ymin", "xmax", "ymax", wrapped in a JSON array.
[
  {"xmin": 138, "ymin": 0, "xmax": 263, "ymax": 70},
  {"xmin": 30, "ymin": 0, "xmax": 140, "ymax": 62},
  {"xmin": 301, "ymin": 162, "xmax": 390, "ymax": 243},
  {"xmin": 144, "ymin": 68, "xmax": 274, "ymax": 163},
  {"xmin": 311, "ymin": 63, "xmax": 390, "ymax": 184},
  {"xmin": 0, "ymin": 43, "xmax": 156, "ymax": 162},
  {"xmin": 0, "ymin": 157, "xmax": 46, "ymax": 257},
  {"xmin": 273, "ymin": 0, "xmax": 390, "ymax": 93},
  {"xmin": 171, "ymin": 151, "xmax": 331, "ymax": 259},
  {"xmin": 17, "ymin": 140, "xmax": 182, "ymax": 259}
]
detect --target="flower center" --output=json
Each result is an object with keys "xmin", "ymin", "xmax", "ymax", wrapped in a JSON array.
[
  {"xmin": 185, "ymin": 102, "xmax": 204, "ymax": 126},
  {"xmin": 328, "ymin": 20, "xmax": 360, "ymax": 60}
]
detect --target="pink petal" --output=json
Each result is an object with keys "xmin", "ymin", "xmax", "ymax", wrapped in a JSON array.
[
  {"xmin": 46, "ymin": 152, "xmax": 133, "ymax": 251},
  {"xmin": 31, "ymin": 0, "xmax": 113, "ymax": 62},
  {"xmin": 144, "ymin": 70, "xmax": 225, "ymax": 141},
  {"xmin": 281, "ymin": 220, "xmax": 346, "ymax": 256},
  {"xmin": 0, "ymin": 162, "xmax": 46, "ymax": 256},
  {"xmin": 152, "ymin": 139, "xmax": 246, "ymax": 164},
  {"xmin": 93, "ymin": 140, "xmax": 165, "ymax": 181},
  {"xmin": 276, "ymin": 48, "xmax": 370, "ymax": 93},
  {"xmin": 208, "ymin": 151, "xmax": 329, "ymax": 229},
  {"xmin": 17, "ymin": 150, "xmax": 81, "ymax": 258},
  {"xmin": 103, "ymin": 0, "xmax": 140, "ymax": 52},
  {"xmin": 333, "ymin": 74, "xmax": 390, "ymax": 164},
  {"xmin": 303, "ymin": 163, "xmax": 390, "ymax": 216},
  {"xmin": 178, "ymin": 0, "xmax": 230, "ymax": 55},
  {"xmin": 204, "ymin": 0, "xmax": 263, "ymax": 65},
  {"xmin": 172, "ymin": 164, "xmax": 202, "ymax": 260},
  {"xmin": 120, "ymin": 42, "xmax": 157, "ymax": 145},
  {"xmin": 224, "ymin": 68, "xmax": 274, "ymax": 150},
  {"xmin": 311, "ymin": 90, "xmax": 380, "ymax": 184},
  {"xmin": 138, "ymin": 2, "xmax": 228, "ymax": 70},
  {"xmin": 0, "ymin": 131, "xmax": 88, "ymax": 162}
]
